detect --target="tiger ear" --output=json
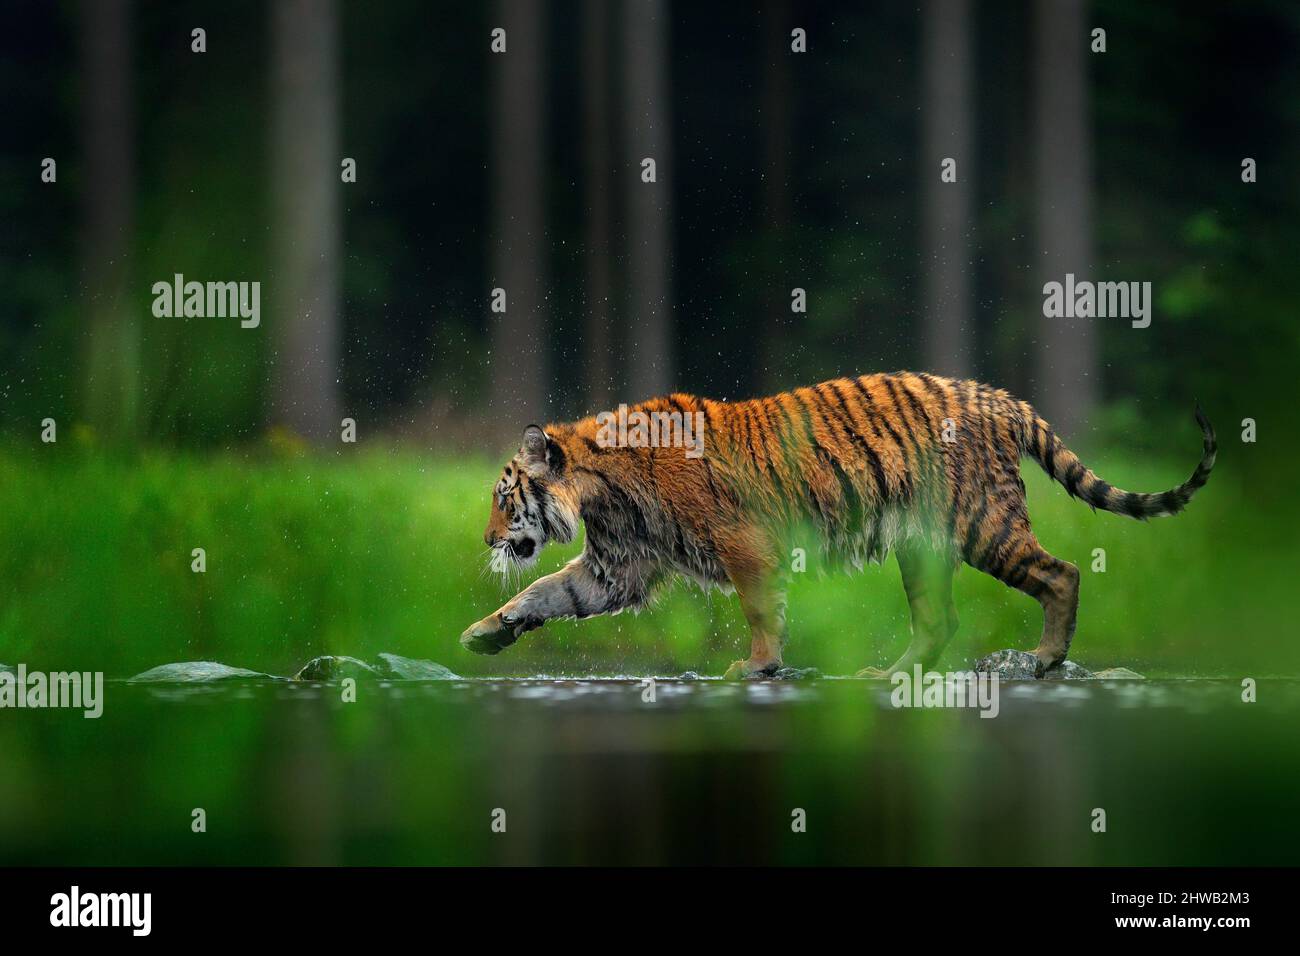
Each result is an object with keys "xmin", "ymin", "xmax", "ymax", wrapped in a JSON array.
[{"xmin": 520, "ymin": 424, "xmax": 550, "ymax": 472}]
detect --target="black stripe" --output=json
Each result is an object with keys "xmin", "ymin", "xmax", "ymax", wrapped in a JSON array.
[
  {"xmin": 1003, "ymin": 552, "xmax": 1039, "ymax": 588},
  {"xmin": 564, "ymin": 580, "xmax": 587, "ymax": 618},
  {"xmin": 977, "ymin": 513, "xmax": 1019, "ymax": 572},
  {"xmin": 787, "ymin": 395, "xmax": 840, "ymax": 527},
  {"xmin": 1021, "ymin": 565, "xmax": 1053, "ymax": 600},
  {"xmin": 895, "ymin": 376, "xmax": 948, "ymax": 504},
  {"xmin": 820, "ymin": 383, "xmax": 890, "ymax": 501},
  {"xmin": 546, "ymin": 437, "xmax": 567, "ymax": 475},
  {"xmin": 746, "ymin": 401, "xmax": 792, "ymax": 500},
  {"xmin": 824, "ymin": 448, "xmax": 865, "ymax": 532},
  {"xmin": 770, "ymin": 398, "xmax": 823, "ymax": 522},
  {"xmin": 962, "ymin": 497, "xmax": 991, "ymax": 563},
  {"xmin": 916, "ymin": 373, "xmax": 963, "ymax": 536},
  {"xmin": 1088, "ymin": 479, "xmax": 1112, "ymax": 509},
  {"xmin": 872, "ymin": 378, "xmax": 923, "ymax": 497},
  {"xmin": 895, "ymin": 377, "xmax": 937, "ymax": 438},
  {"xmin": 1063, "ymin": 459, "xmax": 1087, "ymax": 497},
  {"xmin": 739, "ymin": 403, "xmax": 762, "ymax": 468},
  {"xmin": 846, "ymin": 376, "xmax": 900, "ymax": 458},
  {"xmin": 529, "ymin": 477, "xmax": 556, "ymax": 538},
  {"xmin": 792, "ymin": 392, "xmax": 861, "ymax": 529}
]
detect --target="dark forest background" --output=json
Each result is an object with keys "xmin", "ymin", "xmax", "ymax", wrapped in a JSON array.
[{"xmin": 4, "ymin": 0, "xmax": 1297, "ymax": 450}]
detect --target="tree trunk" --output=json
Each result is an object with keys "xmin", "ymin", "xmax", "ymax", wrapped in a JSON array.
[
  {"xmin": 583, "ymin": 0, "xmax": 615, "ymax": 411},
  {"xmin": 82, "ymin": 0, "xmax": 138, "ymax": 443},
  {"xmin": 921, "ymin": 0, "xmax": 974, "ymax": 379},
  {"xmin": 269, "ymin": 0, "xmax": 342, "ymax": 443},
  {"xmin": 1032, "ymin": 0, "xmax": 1095, "ymax": 434},
  {"xmin": 622, "ymin": 0, "xmax": 673, "ymax": 400},
  {"xmin": 490, "ymin": 0, "xmax": 548, "ymax": 426},
  {"xmin": 761, "ymin": 0, "xmax": 792, "ymax": 391}
]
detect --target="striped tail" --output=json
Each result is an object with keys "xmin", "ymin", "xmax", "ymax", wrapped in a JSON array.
[{"xmin": 1018, "ymin": 405, "xmax": 1216, "ymax": 519}]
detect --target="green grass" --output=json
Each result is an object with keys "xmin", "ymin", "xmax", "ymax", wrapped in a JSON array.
[{"xmin": 0, "ymin": 442, "xmax": 1292, "ymax": 678}]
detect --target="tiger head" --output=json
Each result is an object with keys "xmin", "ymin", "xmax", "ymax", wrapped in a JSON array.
[{"xmin": 483, "ymin": 425, "xmax": 579, "ymax": 573}]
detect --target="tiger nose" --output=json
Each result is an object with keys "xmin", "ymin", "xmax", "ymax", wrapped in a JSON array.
[{"xmin": 485, "ymin": 529, "xmax": 499, "ymax": 547}]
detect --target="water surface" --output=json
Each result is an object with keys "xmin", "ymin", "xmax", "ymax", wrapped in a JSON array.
[{"xmin": 1, "ymin": 678, "xmax": 1295, "ymax": 865}]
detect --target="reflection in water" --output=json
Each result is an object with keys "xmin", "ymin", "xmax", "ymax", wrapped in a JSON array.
[{"xmin": 0, "ymin": 679, "xmax": 1296, "ymax": 865}]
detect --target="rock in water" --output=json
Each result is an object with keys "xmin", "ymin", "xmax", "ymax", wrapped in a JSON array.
[
  {"xmin": 374, "ymin": 653, "xmax": 458, "ymax": 680},
  {"xmin": 974, "ymin": 649, "xmax": 1039, "ymax": 679},
  {"xmin": 1044, "ymin": 660, "xmax": 1094, "ymax": 680},
  {"xmin": 290, "ymin": 654, "xmax": 459, "ymax": 681},
  {"xmin": 1092, "ymin": 666, "xmax": 1145, "ymax": 680},
  {"xmin": 974, "ymin": 648, "xmax": 1093, "ymax": 680},
  {"xmin": 129, "ymin": 661, "xmax": 275, "ymax": 683},
  {"xmin": 768, "ymin": 666, "xmax": 821, "ymax": 681},
  {"xmin": 292, "ymin": 656, "xmax": 381, "ymax": 681}
]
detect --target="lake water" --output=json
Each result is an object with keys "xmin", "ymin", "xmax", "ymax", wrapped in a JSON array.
[{"xmin": 1, "ymin": 677, "xmax": 1296, "ymax": 865}]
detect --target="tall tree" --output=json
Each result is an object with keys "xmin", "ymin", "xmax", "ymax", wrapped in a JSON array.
[
  {"xmin": 269, "ymin": 0, "xmax": 342, "ymax": 442},
  {"xmin": 82, "ymin": 0, "xmax": 138, "ymax": 442},
  {"xmin": 490, "ymin": 0, "xmax": 548, "ymax": 426},
  {"xmin": 622, "ymin": 0, "xmax": 673, "ymax": 399},
  {"xmin": 760, "ymin": 0, "xmax": 793, "ymax": 391},
  {"xmin": 1032, "ymin": 0, "xmax": 1095, "ymax": 434},
  {"xmin": 921, "ymin": 0, "xmax": 974, "ymax": 378},
  {"xmin": 583, "ymin": 0, "xmax": 615, "ymax": 410}
]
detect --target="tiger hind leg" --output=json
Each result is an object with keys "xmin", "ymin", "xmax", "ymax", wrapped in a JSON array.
[
  {"xmin": 970, "ymin": 514, "xmax": 1080, "ymax": 677},
  {"xmin": 855, "ymin": 544, "xmax": 957, "ymax": 677}
]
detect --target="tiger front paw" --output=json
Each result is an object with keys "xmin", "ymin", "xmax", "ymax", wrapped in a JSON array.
[{"xmin": 459, "ymin": 613, "xmax": 517, "ymax": 656}]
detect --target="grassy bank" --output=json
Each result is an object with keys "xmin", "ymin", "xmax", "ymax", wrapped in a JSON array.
[{"xmin": 0, "ymin": 443, "xmax": 1290, "ymax": 678}]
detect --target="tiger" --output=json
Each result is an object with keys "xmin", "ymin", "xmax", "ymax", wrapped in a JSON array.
[{"xmin": 460, "ymin": 372, "xmax": 1215, "ymax": 679}]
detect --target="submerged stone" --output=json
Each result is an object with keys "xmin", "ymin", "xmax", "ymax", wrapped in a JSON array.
[
  {"xmin": 374, "ymin": 653, "xmax": 458, "ymax": 680},
  {"xmin": 1092, "ymin": 666, "xmax": 1145, "ymax": 680},
  {"xmin": 1044, "ymin": 660, "xmax": 1094, "ymax": 680},
  {"xmin": 766, "ymin": 666, "xmax": 821, "ymax": 681},
  {"xmin": 973, "ymin": 651, "xmax": 1144, "ymax": 680},
  {"xmin": 974, "ymin": 649, "xmax": 1038, "ymax": 679},
  {"xmin": 290, "ymin": 654, "xmax": 459, "ymax": 681},
  {"xmin": 292, "ymin": 656, "xmax": 381, "ymax": 681},
  {"xmin": 128, "ymin": 661, "xmax": 275, "ymax": 683}
]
